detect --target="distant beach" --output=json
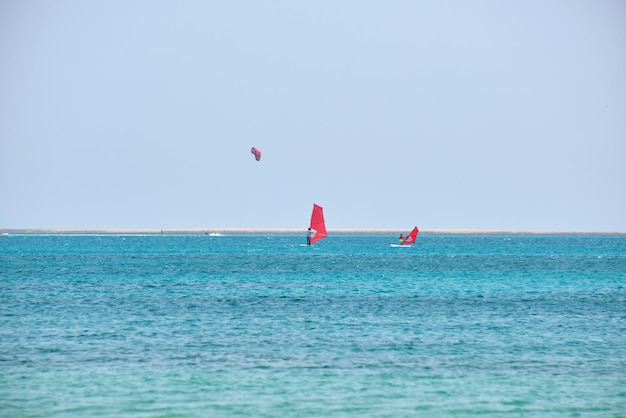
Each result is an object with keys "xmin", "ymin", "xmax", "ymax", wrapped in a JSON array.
[{"xmin": 1, "ymin": 228, "xmax": 625, "ymax": 235}]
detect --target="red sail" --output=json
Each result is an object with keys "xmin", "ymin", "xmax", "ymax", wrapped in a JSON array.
[
  {"xmin": 402, "ymin": 227, "xmax": 419, "ymax": 245},
  {"xmin": 309, "ymin": 204, "xmax": 327, "ymax": 244}
]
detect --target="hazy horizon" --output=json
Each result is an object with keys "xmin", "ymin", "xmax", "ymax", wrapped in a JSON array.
[{"xmin": 2, "ymin": 227, "xmax": 625, "ymax": 235}]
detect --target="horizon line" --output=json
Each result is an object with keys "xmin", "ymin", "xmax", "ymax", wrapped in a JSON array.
[{"xmin": 2, "ymin": 227, "xmax": 625, "ymax": 235}]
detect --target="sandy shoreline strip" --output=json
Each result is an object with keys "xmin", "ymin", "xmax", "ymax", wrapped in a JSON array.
[{"xmin": 1, "ymin": 228, "xmax": 625, "ymax": 235}]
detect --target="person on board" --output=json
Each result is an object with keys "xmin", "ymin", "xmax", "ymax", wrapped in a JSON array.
[
  {"xmin": 307, "ymin": 228, "xmax": 313, "ymax": 246},
  {"xmin": 398, "ymin": 234, "xmax": 404, "ymax": 244}
]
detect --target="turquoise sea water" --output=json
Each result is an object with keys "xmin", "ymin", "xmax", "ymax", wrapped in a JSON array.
[{"xmin": 1, "ymin": 233, "xmax": 625, "ymax": 417}]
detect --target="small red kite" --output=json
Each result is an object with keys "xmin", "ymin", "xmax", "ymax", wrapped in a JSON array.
[{"xmin": 251, "ymin": 147, "xmax": 261, "ymax": 161}]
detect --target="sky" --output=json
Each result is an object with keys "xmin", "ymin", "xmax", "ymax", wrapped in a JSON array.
[{"xmin": 1, "ymin": 0, "xmax": 625, "ymax": 231}]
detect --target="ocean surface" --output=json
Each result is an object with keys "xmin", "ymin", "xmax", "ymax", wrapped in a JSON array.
[{"xmin": 1, "ymin": 233, "xmax": 625, "ymax": 417}]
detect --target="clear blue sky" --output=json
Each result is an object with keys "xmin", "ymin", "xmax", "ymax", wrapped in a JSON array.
[{"xmin": 1, "ymin": 0, "xmax": 625, "ymax": 231}]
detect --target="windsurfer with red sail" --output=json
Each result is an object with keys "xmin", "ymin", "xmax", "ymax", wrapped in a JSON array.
[
  {"xmin": 307, "ymin": 204, "xmax": 326, "ymax": 246},
  {"xmin": 395, "ymin": 227, "xmax": 419, "ymax": 245}
]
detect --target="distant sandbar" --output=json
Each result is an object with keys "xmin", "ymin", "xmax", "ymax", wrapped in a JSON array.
[{"xmin": 1, "ymin": 228, "xmax": 624, "ymax": 235}]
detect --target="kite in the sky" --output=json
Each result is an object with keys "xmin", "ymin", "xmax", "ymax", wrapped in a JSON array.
[{"xmin": 251, "ymin": 147, "xmax": 261, "ymax": 161}]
